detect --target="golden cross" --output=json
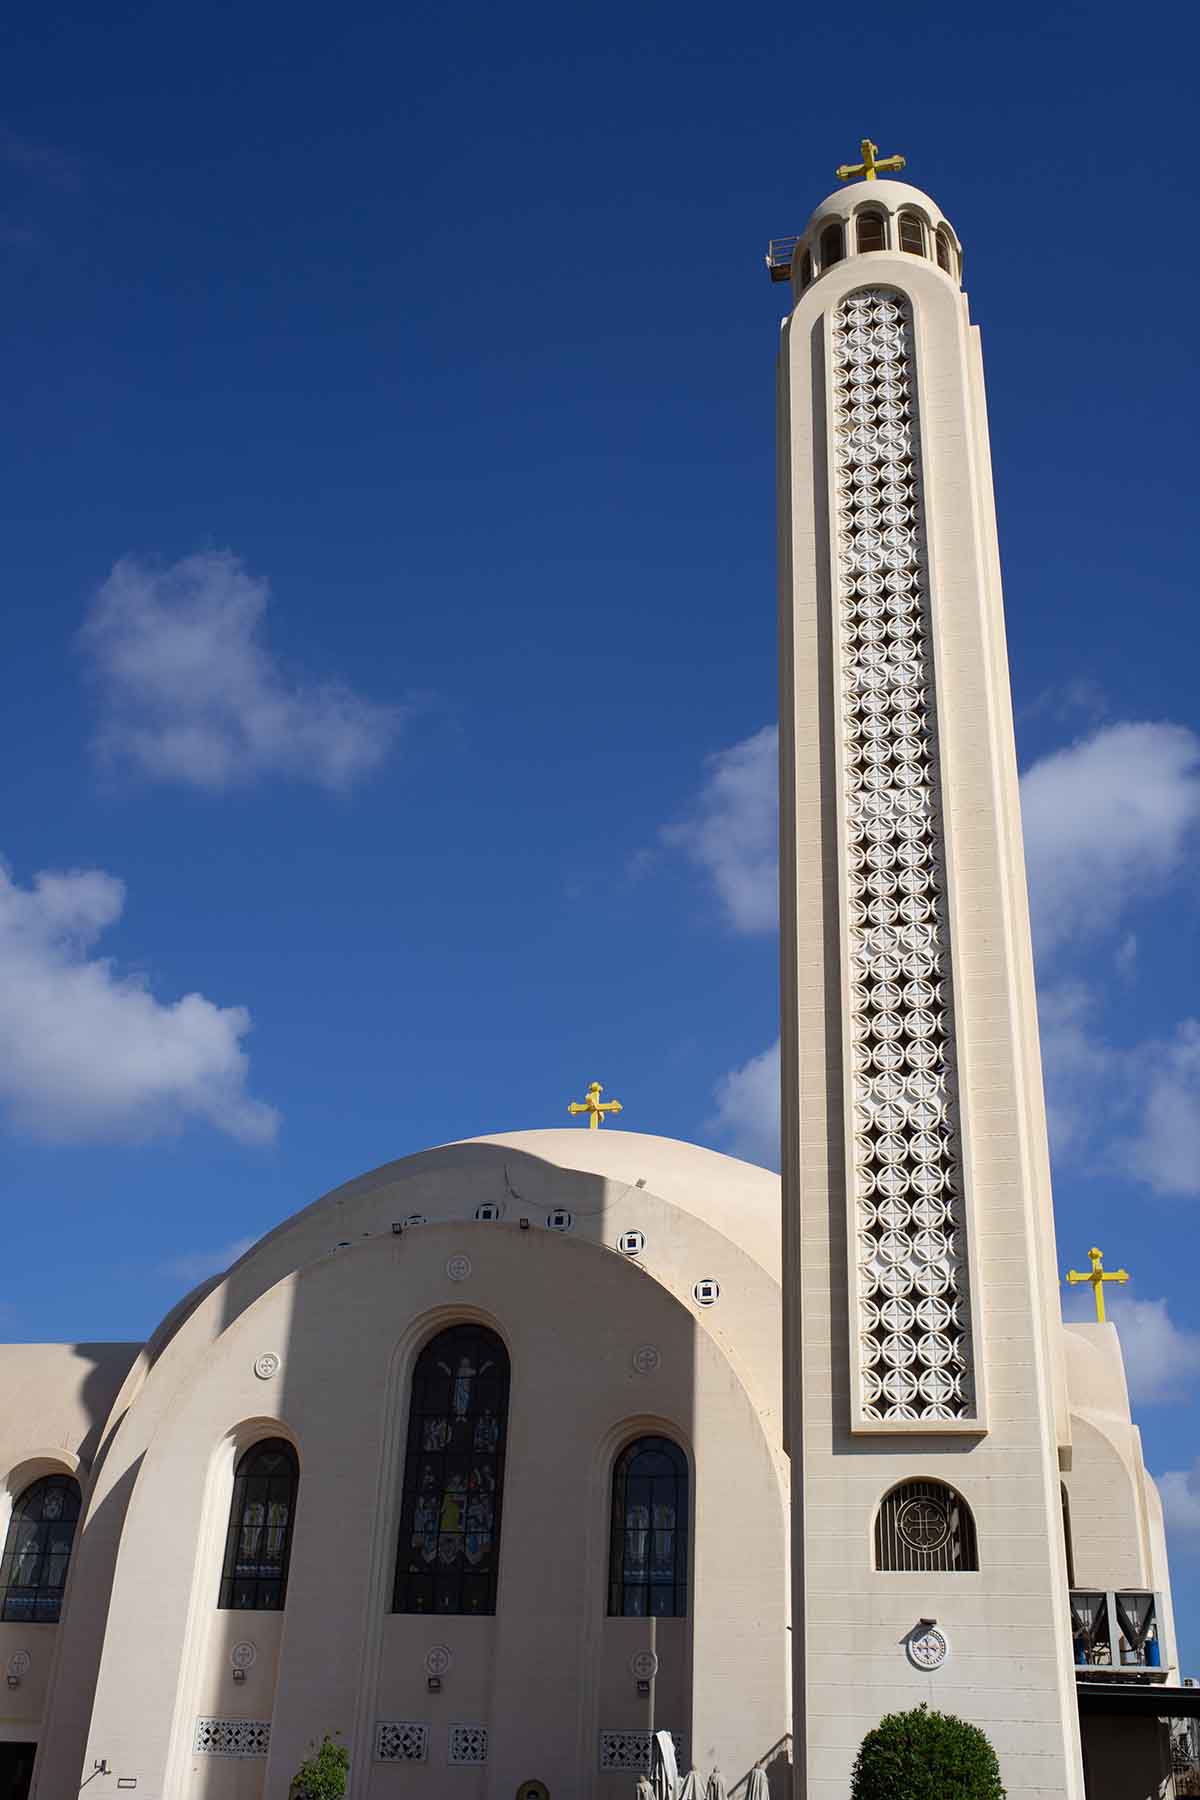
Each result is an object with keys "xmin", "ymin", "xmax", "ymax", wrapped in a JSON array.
[
  {"xmin": 1066, "ymin": 1246, "xmax": 1130, "ymax": 1323},
  {"xmin": 836, "ymin": 138, "xmax": 907, "ymax": 183},
  {"xmin": 567, "ymin": 1079, "xmax": 623, "ymax": 1129}
]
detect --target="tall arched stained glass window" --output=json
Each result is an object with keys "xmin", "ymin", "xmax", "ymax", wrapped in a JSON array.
[
  {"xmin": 608, "ymin": 1436, "xmax": 688, "ymax": 1618},
  {"xmin": 393, "ymin": 1324, "xmax": 510, "ymax": 1616},
  {"xmin": 0, "ymin": 1473, "xmax": 82, "ymax": 1622},
  {"xmin": 218, "ymin": 1439, "xmax": 299, "ymax": 1610}
]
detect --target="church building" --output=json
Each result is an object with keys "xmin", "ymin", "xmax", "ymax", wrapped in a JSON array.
[{"xmin": 0, "ymin": 152, "xmax": 1188, "ymax": 1800}]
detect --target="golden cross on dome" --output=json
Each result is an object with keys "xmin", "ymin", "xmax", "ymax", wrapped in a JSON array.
[
  {"xmin": 1065, "ymin": 1246, "xmax": 1130, "ymax": 1322},
  {"xmin": 836, "ymin": 138, "xmax": 907, "ymax": 183},
  {"xmin": 567, "ymin": 1080, "xmax": 623, "ymax": 1129}
]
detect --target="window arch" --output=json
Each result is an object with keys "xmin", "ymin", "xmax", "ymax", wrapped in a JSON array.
[
  {"xmin": 897, "ymin": 210, "xmax": 926, "ymax": 257},
  {"xmin": 935, "ymin": 224, "xmax": 956, "ymax": 275},
  {"xmin": 0, "ymin": 1472, "xmax": 82, "ymax": 1622},
  {"xmin": 875, "ymin": 1478, "xmax": 977, "ymax": 1572},
  {"xmin": 393, "ymin": 1323, "xmax": 510, "ymax": 1616},
  {"xmin": 218, "ymin": 1439, "xmax": 298, "ymax": 1610},
  {"xmin": 798, "ymin": 249, "xmax": 813, "ymax": 290},
  {"xmin": 608, "ymin": 1436, "xmax": 688, "ymax": 1617},
  {"xmin": 856, "ymin": 210, "xmax": 887, "ymax": 254},
  {"xmin": 819, "ymin": 221, "xmax": 845, "ymax": 270}
]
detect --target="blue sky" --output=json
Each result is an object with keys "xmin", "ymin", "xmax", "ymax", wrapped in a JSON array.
[{"xmin": 4, "ymin": 0, "xmax": 1199, "ymax": 1662}]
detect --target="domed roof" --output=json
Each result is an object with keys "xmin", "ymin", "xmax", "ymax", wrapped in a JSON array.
[{"xmin": 805, "ymin": 179, "xmax": 952, "ymax": 237}]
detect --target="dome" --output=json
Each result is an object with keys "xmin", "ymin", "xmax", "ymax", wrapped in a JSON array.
[{"xmin": 804, "ymin": 178, "xmax": 953, "ymax": 239}]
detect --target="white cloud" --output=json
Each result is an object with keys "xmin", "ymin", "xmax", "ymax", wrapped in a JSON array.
[
  {"xmin": 1125, "ymin": 1021, "xmax": 1200, "ymax": 1197},
  {"xmin": 79, "ymin": 550, "xmax": 403, "ymax": 791},
  {"xmin": 1158, "ymin": 1460, "xmax": 1200, "ymax": 1539},
  {"xmin": 1020, "ymin": 721, "xmax": 1200, "ymax": 955},
  {"xmin": 662, "ymin": 725, "xmax": 778, "ymax": 933},
  {"xmin": 0, "ymin": 860, "xmax": 278, "ymax": 1144},
  {"xmin": 1064, "ymin": 1290, "xmax": 1200, "ymax": 1405},
  {"xmin": 161, "ymin": 1235, "xmax": 256, "ymax": 1285},
  {"xmin": 712, "ymin": 1038, "xmax": 780, "ymax": 1170}
]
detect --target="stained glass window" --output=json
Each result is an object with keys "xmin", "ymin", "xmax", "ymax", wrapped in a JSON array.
[
  {"xmin": 218, "ymin": 1439, "xmax": 299, "ymax": 1610},
  {"xmin": 0, "ymin": 1473, "xmax": 82, "ymax": 1622},
  {"xmin": 393, "ymin": 1324, "xmax": 510, "ymax": 1616},
  {"xmin": 608, "ymin": 1436, "xmax": 688, "ymax": 1618}
]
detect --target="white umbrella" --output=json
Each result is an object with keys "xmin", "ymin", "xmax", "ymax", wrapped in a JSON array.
[
  {"xmin": 678, "ymin": 1776, "xmax": 699, "ymax": 1800},
  {"xmin": 746, "ymin": 1771, "xmax": 770, "ymax": 1800},
  {"xmin": 704, "ymin": 1772, "xmax": 729, "ymax": 1800},
  {"xmin": 635, "ymin": 1782, "xmax": 654, "ymax": 1800},
  {"xmin": 652, "ymin": 1730, "xmax": 680, "ymax": 1799}
]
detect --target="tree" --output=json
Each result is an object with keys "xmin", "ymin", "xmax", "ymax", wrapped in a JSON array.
[
  {"xmin": 290, "ymin": 1732, "xmax": 349, "ymax": 1800},
  {"xmin": 851, "ymin": 1704, "xmax": 1006, "ymax": 1800}
]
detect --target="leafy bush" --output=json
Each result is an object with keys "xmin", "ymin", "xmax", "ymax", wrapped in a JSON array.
[
  {"xmin": 291, "ymin": 1732, "xmax": 349, "ymax": 1800},
  {"xmin": 851, "ymin": 1704, "xmax": 1005, "ymax": 1800}
]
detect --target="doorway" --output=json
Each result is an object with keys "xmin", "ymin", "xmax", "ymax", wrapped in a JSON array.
[{"xmin": 0, "ymin": 1745, "xmax": 36, "ymax": 1800}]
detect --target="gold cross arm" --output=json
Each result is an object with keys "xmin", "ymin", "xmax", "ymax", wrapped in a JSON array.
[
  {"xmin": 836, "ymin": 138, "xmax": 907, "ymax": 183},
  {"xmin": 1065, "ymin": 1246, "xmax": 1130, "ymax": 1322},
  {"xmin": 567, "ymin": 1079, "xmax": 623, "ymax": 1129}
]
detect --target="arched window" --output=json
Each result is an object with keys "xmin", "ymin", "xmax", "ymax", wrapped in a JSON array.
[
  {"xmin": 875, "ymin": 1478, "xmax": 977, "ymax": 1572},
  {"xmin": 0, "ymin": 1473, "xmax": 82, "ymax": 1622},
  {"xmin": 935, "ymin": 225, "xmax": 956, "ymax": 275},
  {"xmin": 1061, "ymin": 1483, "xmax": 1076, "ymax": 1586},
  {"xmin": 393, "ymin": 1324, "xmax": 510, "ymax": 1616},
  {"xmin": 819, "ymin": 222, "xmax": 845, "ymax": 270},
  {"xmin": 798, "ymin": 249, "xmax": 813, "ymax": 290},
  {"xmin": 218, "ymin": 1439, "xmax": 298, "ymax": 1610},
  {"xmin": 856, "ymin": 211, "xmax": 887, "ymax": 254},
  {"xmin": 608, "ymin": 1436, "xmax": 688, "ymax": 1617},
  {"xmin": 898, "ymin": 211, "xmax": 926, "ymax": 257}
]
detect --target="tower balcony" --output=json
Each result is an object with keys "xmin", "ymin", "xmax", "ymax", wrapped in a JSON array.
[{"xmin": 1070, "ymin": 1589, "xmax": 1167, "ymax": 1679}]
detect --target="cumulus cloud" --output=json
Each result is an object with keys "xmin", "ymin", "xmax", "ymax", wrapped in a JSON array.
[
  {"xmin": 79, "ymin": 550, "xmax": 403, "ymax": 791},
  {"xmin": 161, "ymin": 1235, "xmax": 257, "ymax": 1285},
  {"xmin": 0, "ymin": 860, "xmax": 277, "ymax": 1144},
  {"xmin": 1064, "ymin": 1290, "xmax": 1200, "ymax": 1405},
  {"xmin": 712, "ymin": 1038, "xmax": 780, "ymax": 1169},
  {"xmin": 1020, "ymin": 721, "xmax": 1200, "ymax": 955},
  {"xmin": 661, "ymin": 725, "xmax": 778, "ymax": 934},
  {"xmin": 1125, "ymin": 1021, "xmax": 1200, "ymax": 1197},
  {"xmin": 1157, "ymin": 1460, "xmax": 1200, "ymax": 1538}
]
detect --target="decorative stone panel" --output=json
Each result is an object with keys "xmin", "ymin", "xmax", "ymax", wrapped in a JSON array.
[
  {"xmin": 193, "ymin": 1718, "xmax": 271, "ymax": 1756},
  {"xmin": 375, "ymin": 1721, "xmax": 429, "ymax": 1761},
  {"xmin": 448, "ymin": 1724, "xmax": 488, "ymax": 1764},
  {"xmin": 830, "ymin": 285, "xmax": 977, "ymax": 1425},
  {"xmin": 598, "ymin": 1729, "xmax": 685, "ymax": 1772}
]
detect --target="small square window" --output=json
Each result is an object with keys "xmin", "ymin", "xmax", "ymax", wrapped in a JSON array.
[
  {"xmin": 475, "ymin": 1203, "xmax": 503, "ymax": 1222},
  {"xmin": 618, "ymin": 1230, "xmax": 645, "ymax": 1257},
  {"xmin": 547, "ymin": 1209, "xmax": 573, "ymax": 1231},
  {"xmin": 693, "ymin": 1278, "xmax": 719, "ymax": 1306}
]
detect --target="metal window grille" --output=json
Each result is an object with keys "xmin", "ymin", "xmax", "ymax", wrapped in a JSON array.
[
  {"xmin": 608, "ymin": 1436, "xmax": 689, "ymax": 1618},
  {"xmin": 218, "ymin": 1440, "xmax": 299, "ymax": 1611},
  {"xmin": 875, "ymin": 1478, "xmax": 977, "ymax": 1571}
]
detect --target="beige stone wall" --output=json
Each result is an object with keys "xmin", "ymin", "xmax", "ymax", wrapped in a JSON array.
[{"xmin": 777, "ymin": 210, "xmax": 1085, "ymax": 1796}]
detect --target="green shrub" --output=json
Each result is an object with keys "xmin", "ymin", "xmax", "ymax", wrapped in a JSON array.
[
  {"xmin": 850, "ymin": 1704, "xmax": 1006, "ymax": 1800},
  {"xmin": 291, "ymin": 1732, "xmax": 349, "ymax": 1800}
]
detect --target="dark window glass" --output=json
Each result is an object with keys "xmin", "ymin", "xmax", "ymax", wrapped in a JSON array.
[
  {"xmin": 857, "ymin": 212, "xmax": 887, "ymax": 254},
  {"xmin": 393, "ymin": 1325, "xmax": 510, "ymax": 1616},
  {"xmin": 218, "ymin": 1439, "xmax": 299, "ymax": 1610},
  {"xmin": 1061, "ymin": 1484, "xmax": 1076, "ymax": 1587},
  {"xmin": 799, "ymin": 250, "xmax": 813, "ymax": 290},
  {"xmin": 819, "ymin": 223, "xmax": 845, "ymax": 270},
  {"xmin": 0, "ymin": 1474, "xmax": 82, "ymax": 1623},
  {"xmin": 936, "ymin": 226, "xmax": 956, "ymax": 274},
  {"xmin": 608, "ymin": 1436, "xmax": 688, "ymax": 1617},
  {"xmin": 898, "ymin": 211, "xmax": 925, "ymax": 257},
  {"xmin": 875, "ymin": 1478, "xmax": 978, "ymax": 1572}
]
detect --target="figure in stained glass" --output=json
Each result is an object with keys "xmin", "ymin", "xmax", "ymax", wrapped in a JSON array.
[{"xmin": 608, "ymin": 1437, "xmax": 688, "ymax": 1619}]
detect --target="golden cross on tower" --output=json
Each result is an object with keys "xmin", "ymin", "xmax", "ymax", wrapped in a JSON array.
[
  {"xmin": 1065, "ymin": 1246, "xmax": 1131, "ymax": 1322},
  {"xmin": 567, "ymin": 1079, "xmax": 623, "ymax": 1129},
  {"xmin": 836, "ymin": 138, "xmax": 907, "ymax": 183}
]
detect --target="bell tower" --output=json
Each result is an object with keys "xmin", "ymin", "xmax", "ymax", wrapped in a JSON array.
[{"xmin": 775, "ymin": 153, "xmax": 1086, "ymax": 1795}]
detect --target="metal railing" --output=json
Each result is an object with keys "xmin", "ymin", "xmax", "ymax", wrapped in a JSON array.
[{"xmin": 765, "ymin": 236, "xmax": 799, "ymax": 282}]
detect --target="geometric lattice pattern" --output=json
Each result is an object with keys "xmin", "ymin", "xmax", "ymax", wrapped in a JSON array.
[
  {"xmin": 193, "ymin": 1717, "xmax": 271, "ymax": 1756},
  {"xmin": 375, "ymin": 1720, "xmax": 429, "ymax": 1761},
  {"xmin": 448, "ymin": 1724, "xmax": 488, "ymax": 1764},
  {"xmin": 599, "ymin": 1729, "xmax": 686, "ymax": 1772},
  {"xmin": 831, "ymin": 285, "xmax": 975, "ymax": 1423}
]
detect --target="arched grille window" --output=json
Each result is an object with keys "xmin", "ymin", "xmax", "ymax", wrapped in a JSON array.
[
  {"xmin": 819, "ymin": 222, "xmax": 845, "ymax": 270},
  {"xmin": 898, "ymin": 211, "xmax": 926, "ymax": 257},
  {"xmin": 935, "ymin": 225, "xmax": 956, "ymax": 274},
  {"xmin": 875, "ymin": 1478, "xmax": 977, "ymax": 1572},
  {"xmin": 856, "ymin": 211, "xmax": 887, "ymax": 253},
  {"xmin": 608, "ymin": 1436, "xmax": 688, "ymax": 1617},
  {"xmin": 393, "ymin": 1324, "xmax": 510, "ymax": 1616},
  {"xmin": 218, "ymin": 1439, "xmax": 298, "ymax": 1610},
  {"xmin": 0, "ymin": 1473, "xmax": 82, "ymax": 1622}
]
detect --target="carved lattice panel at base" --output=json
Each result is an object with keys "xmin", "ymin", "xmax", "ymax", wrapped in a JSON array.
[
  {"xmin": 193, "ymin": 1717, "xmax": 271, "ymax": 1756},
  {"xmin": 598, "ymin": 1730, "xmax": 686, "ymax": 1772},
  {"xmin": 375, "ymin": 1721, "xmax": 429, "ymax": 1761},
  {"xmin": 448, "ymin": 1724, "xmax": 488, "ymax": 1764},
  {"xmin": 830, "ymin": 286, "xmax": 977, "ymax": 1425}
]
